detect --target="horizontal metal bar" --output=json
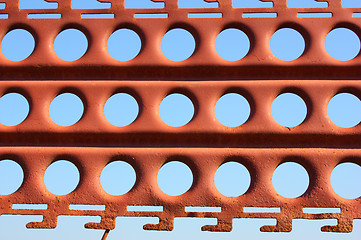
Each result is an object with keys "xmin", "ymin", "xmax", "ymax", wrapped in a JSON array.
[
  {"xmin": 0, "ymin": 147, "xmax": 359, "ymax": 233},
  {"xmin": 1, "ymin": 81, "xmax": 361, "ymax": 148},
  {"xmin": 0, "ymin": 0, "xmax": 356, "ymax": 80}
]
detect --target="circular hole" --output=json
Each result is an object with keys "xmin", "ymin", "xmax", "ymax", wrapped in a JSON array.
[
  {"xmin": 159, "ymin": 93, "xmax": 194, "ymax": 127},
  {"xmin": 215, "ymin": 93, "xmax": 251, "ymax": 127},
  {"xmin": 157, "ymin": 161, "xmax": 193, "ymax": 196},
  {"xmin": 331, "ymin": 162, "xmax": 361, "ymax": 199},
  {"xmin": 107, "ymin": 29, "xmax": 142, "ymax": 61},
  {"xmin": 325, "ymin": 28, "xmax": 360, "ymax": 61},
  {"xmin": 104, "ymin": 93, "xmax": 139, "ymax": 127},
  {"xmin": 215, "ymin": 28, "xmax": 250, "ymax": 61},
  {"xmin": 161, "ymin": 28, "xmax": 196, "ymax": 61},
  {"xmin": 1, "ymin": 29, "xmax": 35, "ymax": 61},
  {"xmin": 0, "ymin": 93, "xmax": 29, "ymax": 126},
  {"xmin": 100, "ymin": 161, "xmax": 136, "ymax": 196},
  {"xmin": 271, "ymin": 93, "xmax": 307, "ymax": 127},
  {"xmin": 44, "ymin": 160, "xmax": 80, "ymax": 196},
  {"xmin": 0, "ymin": 160, "xmax": 24, "ymax": 195},
  {"xmin": 327, "ymin": 93, "xmax": 361, "ymax": 128},
  {"xmin": 270, "ymin": 28, "xmax": 305, "ymax": 61},
  {"xmin": 272, "ymin": 162, "xmax": 309, "ymax": 198},
  {"xmin": 214, "ymin": 162, "xmax": 251, "ymax": 197},
  {"xmin": 54, "ymin": 29, "xmax": 88, "ymax": 61},
  {"xmin": 49, "ymin": 93, "xmax": 84, "ymax": 127}
]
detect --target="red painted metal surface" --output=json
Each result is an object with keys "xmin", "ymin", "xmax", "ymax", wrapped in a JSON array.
[
  {"xmin": 0, "ymin": 0, "xmax": 359, "ymax": 79},
  {"xmin": 2, "ymin": 147, "xmax": 361, "ymax": 232},
  {"xmin": 1, "ymin": 80, "xmax": 361, "ymax": 148},
  {"xmin": 0, "ymin": 0, "xmax": 360, "ymax": 235}
]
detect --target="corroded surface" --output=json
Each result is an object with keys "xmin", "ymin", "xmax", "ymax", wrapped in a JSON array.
[
  {"xmin": 1, "ymin": 80, "xmax": 361, "ymax": 148},
  {"xmin": 1, "ymin": 147, "xmax": 360, "ymax": 232},
  {"xmin": 0, "ymin": 0, "xmax": 360, "ymax": 79},
  {"xmin": 0, "ymin": 0, "xmax": 360, "ymax": 234}
]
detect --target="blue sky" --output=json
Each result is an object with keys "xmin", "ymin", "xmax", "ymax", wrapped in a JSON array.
[{"xmin": 1, "ymin": 0, "xmax": 361, "ymax": 239}]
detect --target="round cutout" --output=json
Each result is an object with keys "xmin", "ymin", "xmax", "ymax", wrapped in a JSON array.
[
  {"xmin": 271, "ymin": 93, "xmax": 307, "ymax": 127},
  {"xmin": 270, "ymin": 28, "xmax": 305, "ymax": 61},
  {"xmin": 107, "ymin": 29, "xmax": 142, "ymax": 61},
  {"xmin": 100, "ymin": 161, "xmax": 136, "ymax": 196},
  {"xmin": 159, "ymin": 93, "xmax": 195, "ymax": 127},
  {"xmin": 44, "ymin": 160, "xmax": 80, "ymax": 196},
  {"xmin": 214, "ymin": 162, "xmax": 251, "ymax": 197},
  {"xmin": 272, "ymin": 162, "xmax": 309, "ymax": 198},
  {"xmin": 1, "ymin": 29, "xmax": 35, "ymax": 61},
  {"xmin": 161, "ymin": 28, "xmax": 196, "ymax": 61},
  {"xmin": 215, "ymin": 93, "xmax": 251, "ymax": 127},
  {"xmin": 0, "ymin": 93, "xmax": 29, "ymax": 126},
  {"xmin": 0, "ymin": 160, "xmax": 24, "ymax": 195},
  {"xmin": 54, "ymin": 29, "xmax": 88, "ymax": 61},
  {"xmin": 331, "ymin": 162, "xmax": 361, "ymax": 199},
  {"xmin": 215, "ymin": 28, "xmax": 250, "ymax": 61},
  {"xmin": 325, "ymin": 28, "xmax": 360, "ymax": 61},
  {"xmin": 104, "ymin": 93, "xmax": 139, "ymax": 127},
  {"xmin": 157, "ymin": 161, "xmax": 193, "ymax": 196},
  {"xmin": 327, "ymin": 93, "xmax": 361, "ymax": 128},
  {"xmin": 49, "ymin": 93, "xmax": 84, "ymax": 127}
]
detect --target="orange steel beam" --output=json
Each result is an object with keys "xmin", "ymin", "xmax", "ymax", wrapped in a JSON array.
[
  {"xmin": 1, "ymin": 80, "xmax": 361, "ymax": 148},
  {"xmin": 0, "ymin": 0, "xmax": 359, "ymax": 79},
  {"xmin": 1, "ymin": 147, "xmax": 360, "ymax": 233},
  {"xmin": 0, "ymin": 0, "xmax": 360, "ymax": 234}
]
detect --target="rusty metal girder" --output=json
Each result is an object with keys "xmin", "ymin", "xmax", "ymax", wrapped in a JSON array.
[
  {"xmin": 0, "ymin": 0, "xmax": 360, "ymax": 79},
  {"xmin": 2, "ymin": 147, "xmax": 361, "ymax": 233},
  {"xmin": 0, "ymin": 0, "xmax": 361, "ymax": 236},
  {"xmin": 1, "ymin": 80, "xmax": 361, "ymax": 148}
]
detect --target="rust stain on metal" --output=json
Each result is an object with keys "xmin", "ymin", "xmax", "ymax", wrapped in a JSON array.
[{"xmin": 0, "ymin": 0, "xmax": 360, "ymax": 234}]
